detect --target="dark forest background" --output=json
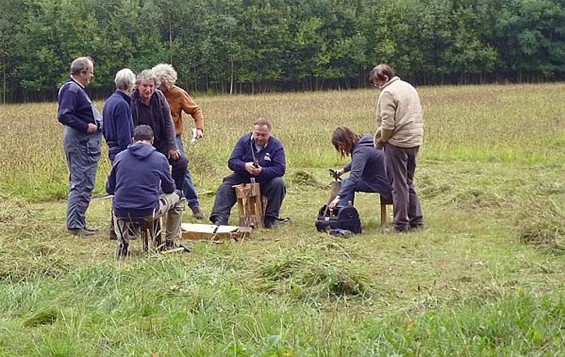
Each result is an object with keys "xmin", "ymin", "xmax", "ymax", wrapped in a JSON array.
[{"xmin": 1, "ymin": 0, "xmax": 564, "ymax": 102}]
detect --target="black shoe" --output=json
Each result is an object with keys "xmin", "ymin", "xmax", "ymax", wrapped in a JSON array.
[
  {"xmin": 409, "ymin": 223, "xmax": 425, "ymax": 231},
  {"xmin": 264, "ymin": 218, "xmax": 279, "ymax": 229},
  {"xmin": 210, "ymin": 216, "xmax": 227, "ymax": 226},
  {"xmin": 68, "ymin": 228, "xmax": 96, "ymax": 237}
]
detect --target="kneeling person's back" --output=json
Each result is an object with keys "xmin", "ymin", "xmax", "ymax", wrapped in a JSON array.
[{"xmin": 107, "ymin": 138, "xmax": 175, "ymax": 217}]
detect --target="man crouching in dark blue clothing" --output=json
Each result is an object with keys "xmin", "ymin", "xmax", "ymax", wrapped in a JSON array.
[
  {"xmin": 328, "ymin": 126, "xmax": 392, "ymax": 210},
  {"xmin": 106, "ymin": 125, "xmax": 186, "ymax": 256},
  {"xmin": 209, "ymin": 118, "xmax": 286, "ymax": 229}
]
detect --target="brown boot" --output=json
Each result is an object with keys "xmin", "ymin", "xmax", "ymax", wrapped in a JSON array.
[{"xmin": 191, "ymin": 206, "xmax": 204, "ymax": 219}]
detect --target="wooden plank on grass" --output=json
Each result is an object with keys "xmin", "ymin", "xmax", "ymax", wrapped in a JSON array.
[{"xmin": 181, "ymin": 223, "xmax": 252, "ymax": 241}]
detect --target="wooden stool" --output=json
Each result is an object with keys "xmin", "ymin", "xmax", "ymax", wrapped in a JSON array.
[
  {"xmin": 114, "ymin": 215, "xmax": 162, "ymax": 256},
  {"xmin": 234, "ymin": 183, "xmax": 265, "ymax": 228},
  {"xmin": 380, "ymin": 196, "xmax": 393, "ymax": 226}
]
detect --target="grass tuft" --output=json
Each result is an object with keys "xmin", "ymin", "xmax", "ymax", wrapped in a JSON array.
[
  {"xmin": 519, "ymin": 198, "xmax": 565, "ymax": 252},
  {"xmin": 518, "ymin": 200, "xmax": 565, "ymax": 252},
  {"xmin": 289, "ymin": 170, "xmax": 325, "ymax": 189},
  {"xmin": 260, "ymin": 252, "xmax": 372, "ymax": 302},
  {"xmin": 23, "ymin": 308, "xmax": 59, "ymax": 327}
]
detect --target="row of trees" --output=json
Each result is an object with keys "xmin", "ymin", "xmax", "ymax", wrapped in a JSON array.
[{"xmin": 1, "ymin": 0, "xmax": 564, "ymax": 102}]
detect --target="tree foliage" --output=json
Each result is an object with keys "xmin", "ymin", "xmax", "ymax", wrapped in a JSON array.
[{"xmin": 1, "ymin": 0, "xmax": 564, "ymax": 101}]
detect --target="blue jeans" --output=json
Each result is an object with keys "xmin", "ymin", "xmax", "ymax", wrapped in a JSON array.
[
  {"xmin": 63, "ymin": 126, "xmax": 102, "ymax": 229},
  {"xmin": 175, "ymin": 136, "xmax": 200, "ymax": 208},
  {"xmin": 337, "ymin": 177, "xmax": 391, "ymax": 207}
]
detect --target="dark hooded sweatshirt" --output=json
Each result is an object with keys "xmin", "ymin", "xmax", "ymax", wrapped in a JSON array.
[
  {"xmin": 338, "ymin": 134, "xmax": 392, "ymax": 200},
  {"xmin": 106, "ymin": 142, "xmax": 176, "ymax": 217}
]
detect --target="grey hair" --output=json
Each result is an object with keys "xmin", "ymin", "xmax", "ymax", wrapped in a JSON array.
[
  {"xmin": 135, "ymin": 69, "xmax": 158, "ymax": 87},
  {"xmin": 114, "ymin": 68, "xmax": 136, "ymax": 91},
  {"xmin": 152, "ymin": 63, "xmax": 177, "ymax": 86},
  {"xmin": 70, "ymin": 57, "xmax": 94, "ymax": 75}
]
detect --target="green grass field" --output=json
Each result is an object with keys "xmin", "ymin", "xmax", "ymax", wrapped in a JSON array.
[{"xmin": 0, "ymin": 84, "xmax": 564, "ymax": 356}]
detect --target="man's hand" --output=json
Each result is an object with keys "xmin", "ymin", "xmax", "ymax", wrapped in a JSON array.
[
  {"xmin": 86, "ymin": 123, "xmax": 98, "ymax": 134},
  {"xmin": 169, "ymin": 149, "xmax": 180, "ymax": 160},
  {"xmin": 329, "ymin": 168, "xmax": 344, "ymax": 181},
  {"xmin": 195, "ymin": 128, "xmax": 204, "ymax": 140},
  {"xmin": 245, "ymin": 162, "xmax": 261, "ymax": 176},
  {"xmin": 374, "ymin": 127, "xmax": 383, "ymax": 149},
  {"xmin": 328, "ymin": 196, "xmax": 340, "ymax": 210}
]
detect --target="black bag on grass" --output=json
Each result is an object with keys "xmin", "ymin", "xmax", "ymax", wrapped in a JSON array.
[{"xmin": 315, "ymin": 205, "xmax": 362, "ymax": 234}]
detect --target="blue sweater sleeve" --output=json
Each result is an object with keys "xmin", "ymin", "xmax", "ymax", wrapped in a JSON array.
[
  {"xmin": 115, "ymin": 102, "xmax": 133, "ymax": 152},
  {"xmin": 106, "ymin": 161, "xmax": 118, "ymax": 195},
  {"xmin": 57, "ymin": 83, "xmax": 89, "ymax": 133},
  {"xmin": 338, "ymin": 148, "xmax": 368, "ymax": 197}
]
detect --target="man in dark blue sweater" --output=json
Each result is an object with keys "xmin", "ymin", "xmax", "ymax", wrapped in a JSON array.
[
  {"xmin": 102, "ymin": 68, "xmax": 136, "ymax": 161},
  {"xmin": 328, "ymin": 126, "xmax": 392, "ymax": 210},
  {"xmin": 106, "ymin": 125, "xmax": 186, "ymax": 255},
  {"xmin": 209, "ymin": 118, "xmax": 286, "ymax": 228},
  {"xmin": 57, "ymin": 56, "xmax": 103, "ymax": 236},
  {"xmin": 102, "ymin": 68, "xmax": 136, "ymax": 241}
]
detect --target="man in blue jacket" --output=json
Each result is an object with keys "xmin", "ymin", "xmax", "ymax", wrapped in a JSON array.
[
  {"xmin": 102, "ymin": 68, "xmax": 136, "ymax": 162},
  {"xmin": 209, "ymin": 118, "xmax": 286, "ymax": 228},
  {"xmin": 328, "ymin": 126, "xmax": 392, "ymax": 210},
  {"xmin": 102, "ymin": 68, "xmax": 136, "ymax": 240},
  {"xmin": 106, "ymin": 125, "xmax": 186, "ymax": 256},
  {"xmin": 57, "ymin": 56, "xmax": 102, "ymax": 236}
]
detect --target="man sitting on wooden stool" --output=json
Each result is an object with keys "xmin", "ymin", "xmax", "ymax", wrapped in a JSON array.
[
  {"xmin": 209, "ymin": 118, "xmax": 286, "ymax": 229},
  {"xmin": 106, "ymin": 125, "xmax": 186, "ymax": 256}
]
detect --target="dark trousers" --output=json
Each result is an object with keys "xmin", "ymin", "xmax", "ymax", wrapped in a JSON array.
[
  {"xmin": 384, "ymin": 143, "xmax": 423, "ymax": 231},
  {"xmin": 176, "ymin": 136, "xmax": 200, "ymax": 208},
  {"xmin": 168, "ymin": 151, "xmax": 188, "ymax": 192},
  {"xmin": 209, "ymin": 174, "xmax": 286, "ymax": 225}
]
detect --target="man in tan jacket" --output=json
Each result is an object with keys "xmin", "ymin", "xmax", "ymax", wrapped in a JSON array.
[
  {"xmin": 370, "ymin": 63, "xmax": 424, "ymax": 232},
  {"xmin": 152, "ymin": 63, "xmax": 205, "ymax": 219}
]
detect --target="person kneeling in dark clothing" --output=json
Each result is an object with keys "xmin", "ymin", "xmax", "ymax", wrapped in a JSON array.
[
  {"xmin": 328, "ymin": 126, "xmax": 392, "ymax": 210},
  {"xmin": 106, "ymin": 125, "xmax": 186, "ymax": 256},
  {"xmin": 209, "ymin": 118, "xmax": 286, "ymax": 229}
]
